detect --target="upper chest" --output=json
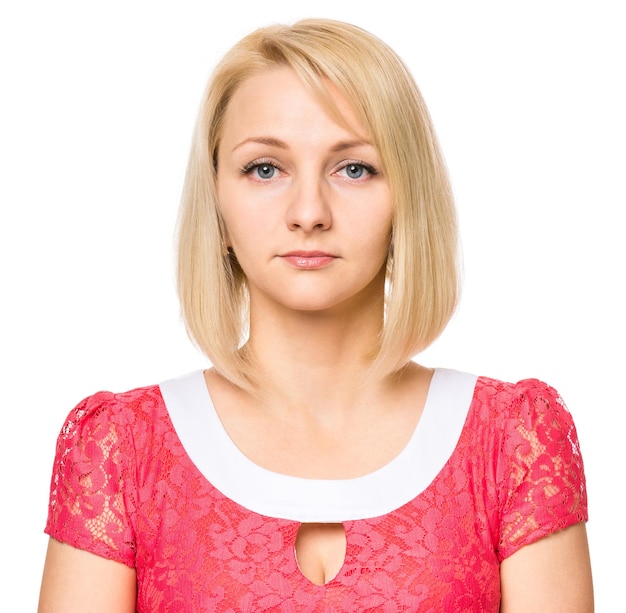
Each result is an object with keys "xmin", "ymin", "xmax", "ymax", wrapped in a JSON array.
[
  {"xmin": 155, "ymin": 368, "xmax": 479, "ymax": 522},
  {"xmin": 133, "ymin": 371, "xmax": 502, "ymax": 609},
  {"xmin": 133, "ymin": 468, "xmax": 501, "ymax": 610}
]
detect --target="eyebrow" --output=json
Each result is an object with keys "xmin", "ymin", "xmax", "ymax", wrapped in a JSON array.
[{"xmin": 231, "ymin": 136, "xmax": 372, "ymax": 153}]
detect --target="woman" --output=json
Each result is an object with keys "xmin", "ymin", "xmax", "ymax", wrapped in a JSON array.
[{"xmin": 38, "ymin": 18, "xmax": 593, "ymax": 612}]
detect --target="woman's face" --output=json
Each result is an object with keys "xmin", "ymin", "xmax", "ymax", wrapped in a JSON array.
[{"xmin": 216, "ymin": 67, "xmax": 393, "ymax": 317}]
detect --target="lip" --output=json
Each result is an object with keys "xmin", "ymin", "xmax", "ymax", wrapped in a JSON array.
[{"xmin": 279, "ymin": 251, "xmax": 337, "ymax": 270}]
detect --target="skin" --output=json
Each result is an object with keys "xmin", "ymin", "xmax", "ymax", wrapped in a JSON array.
[
  {"xmin": 500, "ymin": 522, "xmax": 594, "ymax": 612},
  {"xmin": 216, "ymin": 68, "xmax": 394, "ymax": 320},
  {"xmin": 211, "ymin": 68, "xmax": 421, "ymax": 482},
  {"xmin": 38, "ymin": 67, "xmax": 593, "ymax": 611},
  {"xmin": 38, "ymin": 539, "xmax": 136, "ymax": 612}
]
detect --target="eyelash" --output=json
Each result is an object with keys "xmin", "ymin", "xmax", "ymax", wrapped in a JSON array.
[
  {"xmin": 337, "ymin": 160, "xmax": 379, "ymax": 177},
  {"xmin": 240, "ymin": 158, "xmax": 284, "ymax": 176},
  {"xmin": 239, "ymin": 159, "xmax": 379, "ymax": 179}
]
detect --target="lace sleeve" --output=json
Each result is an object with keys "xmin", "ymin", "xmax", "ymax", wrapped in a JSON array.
[
  {"xmin": 496, "ymin": 379, "xmax": 588, "ymax": 560},
  {"xmin": 45, "ymin": 392, "xmax": 137, "ymax": 567}
]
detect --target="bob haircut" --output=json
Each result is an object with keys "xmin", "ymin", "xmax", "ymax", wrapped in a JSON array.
[{"xmin": 177, "ymin": 18, "xmax": 459, "ymax": 388}]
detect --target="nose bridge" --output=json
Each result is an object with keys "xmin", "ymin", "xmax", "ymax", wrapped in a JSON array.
[{"xmin": 286, "ymin": 167, "xmax": 331, "ymax": 232}]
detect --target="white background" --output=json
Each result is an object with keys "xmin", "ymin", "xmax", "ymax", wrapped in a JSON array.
[{"xmin": 1, "ymin": 1, "xmax": 623, "ymax": 609}]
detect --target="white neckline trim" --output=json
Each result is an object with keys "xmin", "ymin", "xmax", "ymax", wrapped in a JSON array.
[{"xmin": 159, "ymin": 368, "xmax": 477, "ymax": 522}]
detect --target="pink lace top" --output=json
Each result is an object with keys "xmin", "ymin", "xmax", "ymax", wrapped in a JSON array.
[{"xmin": 45, "ymin": 370, "xmax": 587, "ymax": 612}]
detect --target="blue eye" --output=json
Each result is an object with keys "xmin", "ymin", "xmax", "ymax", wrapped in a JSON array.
[
  {"xmin": 345, "ymin": 163, "xmax": 365, "ymax": 179},
  {"xmin": 241, "ymin": 161, "xmax": 281, "ymax": 180},
  {"xmin": 337, "ymin": 162, "xmax": 378, "ymax": 180},
  {"xmin": 255, "ymin": 163, "xmax": 276, "ymax": 179}
]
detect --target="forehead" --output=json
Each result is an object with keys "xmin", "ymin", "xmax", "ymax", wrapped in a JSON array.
[{"xmin": 220, "ymin": 67, "xmax": 369, "ymax": 144}]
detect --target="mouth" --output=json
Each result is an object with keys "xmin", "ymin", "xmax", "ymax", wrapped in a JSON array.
[{"xmin": 279, "ymin": 251, "xmax": 338, "ymax": 270}]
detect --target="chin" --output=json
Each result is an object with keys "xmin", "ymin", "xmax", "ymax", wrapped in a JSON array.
[
  {"xmin": 285, "ymin": 292, "xmax": 379, "ymax": 317},
  {"xmin": 251, "ymin": 277, "xmax": 385, "ymax": 316}
]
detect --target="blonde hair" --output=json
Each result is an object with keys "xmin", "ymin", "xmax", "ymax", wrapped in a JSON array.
[{"xmin": 177, "ymin": 18, "xmax": 459, "ymax": 387}]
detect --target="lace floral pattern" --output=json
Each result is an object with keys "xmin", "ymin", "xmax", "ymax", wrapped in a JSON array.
[{"xmin": 45, "ymin": 377, "xmax": 587, "ymax": 612}]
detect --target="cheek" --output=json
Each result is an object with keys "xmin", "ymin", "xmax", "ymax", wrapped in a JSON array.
[
  {"xmin": 366, "ymin": 210, "xmax": 393, "ymax": 249},
  {"xmin": 217, "ymin": 182, "xmax": 273, "ymax": 249},
  {"xmin": 220, "ymin": 211, "xmax": 267, "ymax": 265},
  {"xmin": 217, "ymin": 188, "xmax": 250, "ymax": 249},
  {"xmin": 372, "ymin": 219, "xmax": 394, "ymax": 268}
]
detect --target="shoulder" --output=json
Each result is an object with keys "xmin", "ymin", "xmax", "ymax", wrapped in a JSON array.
[
  {"xmin": 52, "ymin": 381, "xmax": 170, "ymax": 474},
  {"xmin": 468, "ymin": 375, "xmax": 588, "ymax": 558},
  {"xmin": 469, "ymin": 375, "xmax": 583, "ymax": 472},
  {"xmin": 45, "ymin": 381, "xmax": 165, "ymax": 565},
  {"xmin": 473, "ymin": 375, "xmax": 567, "ymax": 413},
  {"xmin": 60, "ymin": 382, "xmax": 164, "ymax": 435},
  {"xmin": 53, "ymin": 380, "xmax": 166, "ymax": 448},
  {"xmin": 470, "ymin": 375, "xmax": 578, "ymax": 444}
]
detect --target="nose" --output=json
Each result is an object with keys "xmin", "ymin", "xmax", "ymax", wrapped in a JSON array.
[{"xmin": 286, "ymin": 174, "xmax": 332, "ymax": 233}]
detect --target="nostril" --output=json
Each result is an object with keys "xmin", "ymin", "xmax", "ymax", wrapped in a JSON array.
[{"xmin": 294, "ymin": 522, "xmax": 347, "ymax": 586}]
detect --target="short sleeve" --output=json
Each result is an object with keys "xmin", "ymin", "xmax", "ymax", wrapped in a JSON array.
[
  {"xmin": 496, "ymin": 379, "xmax": 588, "ymax": 560},
  {"xmin": 45, "ymin": 392, "xmax": 137, "ymax": 567}
]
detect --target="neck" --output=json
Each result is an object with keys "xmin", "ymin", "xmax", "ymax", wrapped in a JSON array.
[{"xmin": 243, "ymin": 299, "xmax": 386, "ymax": 415}]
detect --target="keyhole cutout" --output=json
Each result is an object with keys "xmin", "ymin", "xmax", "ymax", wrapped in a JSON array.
[{"xmin": 294, "ymin": 523, "xmax": 347, "ymax": 586}]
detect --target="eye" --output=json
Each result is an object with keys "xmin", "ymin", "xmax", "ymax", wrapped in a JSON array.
[
  {"xmin": 336, "ymin": 161, "xmax": 378, "ymax": 180},
  {"xmin": 254, "ymin": 163, "xmax": 277, "ymax": 180},
  {"xmin": 345, "ymin": 163, "xmax": 365, "ymax": 179},
  {"xmin": 240, "ymin": 160, "xmax": 283, "ymax": 181}
]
